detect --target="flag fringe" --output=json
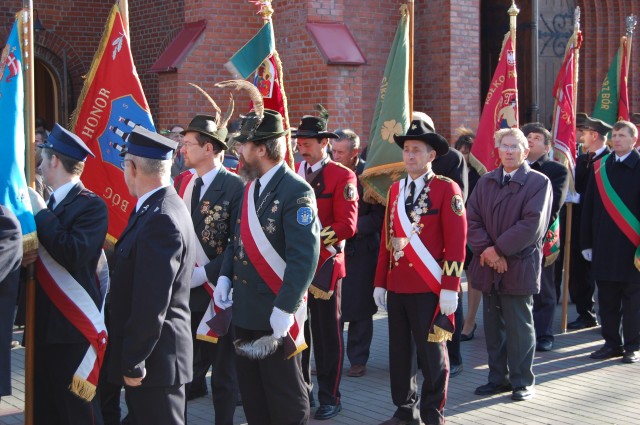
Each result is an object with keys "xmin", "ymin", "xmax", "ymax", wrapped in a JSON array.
[
  {"xmin": 468, "ymin": 153, "xmax": 488, "ymax": 176},
  {"xmin": 70, "ymin": 374, "xmax": 97, "ymax": 402},
  {"xmin": 361, "ymin": 163, "xmax": 406, "ymax": 204},
  {"xmin": 427, "ymin": 325, "xmax": 453, "ymax": 343},
  {"xmin": 272, "ymin": 51, "xmax": 294, "ymax": 169},
  {"xmin": 196, "ymin": 334, "xmax": 219, "ymax": 344},
  {"xmin": 308, "ymin": 284, "xmax": 333, "ymax": 300},
  {"xmin": 22, "ymin": 231, "xmax": 38, "ymax": 253}
]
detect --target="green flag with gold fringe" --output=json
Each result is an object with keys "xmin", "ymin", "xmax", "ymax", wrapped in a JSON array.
[{"xmin": 360, "ymin": 5, "xmax": 410, "ymax": 205}]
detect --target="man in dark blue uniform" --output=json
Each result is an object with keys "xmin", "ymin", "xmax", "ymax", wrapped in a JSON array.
[
  {"xmin": 28, "ymin": 123, "xmax": 108, "ymax": 425},
  {"xmin": 107, "ymin": 126, "xmax": 196, "ymax": 424}
]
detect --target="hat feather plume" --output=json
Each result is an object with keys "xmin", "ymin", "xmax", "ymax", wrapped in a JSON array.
[
  {"xmin": 188, "ymin": 82, "xmax": 221, "ymax": 125},
  {"xmin": 315, "ymin": 104, "xmax": 329, "ymax": 121},
  {"xmin": 220, "ymin": 94, "xmax": 234, "ymax": 129},
  {"xmin": 215, "ymin": 80, "xmax": 264, "ymax": 120}
]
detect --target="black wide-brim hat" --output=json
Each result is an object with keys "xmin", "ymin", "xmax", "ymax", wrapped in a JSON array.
[
  {"xmin": 291, "ymin": 116, "xmax": 339, "ymax": 139},
  {"xmin": 394, "ymin": 118, "xmax": 449, "ymax": 156},
  {"xmin": 576, "ymin": 113, "xmax": 612, "ymax": 136},
  {"xmin": 235, "ymin": 109, "xmax": 288, "ymax": 144},
  {"xmin": 182, "ymin": 114, "xmax": 228, "ymax": 150}
]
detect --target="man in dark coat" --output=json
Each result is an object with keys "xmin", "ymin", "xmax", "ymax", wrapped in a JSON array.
[
  {"xmin": 0, "ymin": 206, "xmax": 22, "ymax": 401},
  {"xmin": 214, "ymin": 109, "xmax": 320, "ymax": 425},
  {"xmin": 567, "ymin": 114, "xmax": 612, "ymax": 329},
  {"xmin": 467, "ymin": 128, "xmax": 552, "ymax": 402},
  {"xmin": 27, "ymin": 123, "xmax": 108, "ymax": 425},
  {"xmin": 581, "ymin": 120, "xmax": 640, "ymax": 363},
  {"xmin": 332, "ymin": 129, "xmax": 384, "ymax": 378},
  {"xmin": 108, "ymin": 126, "xmax": 196, "ymax": 425},
  {"xmin": 522, "ymin": 123, "xmax": 569, "ymax": 351},
  {"xmin": 177, "ymin": 114, "xmax": 243, "ymax": 424}
]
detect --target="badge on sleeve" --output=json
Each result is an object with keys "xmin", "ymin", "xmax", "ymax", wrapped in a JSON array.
[
  {"xmin": 297, "ymin": 207, "xmax": 314, "ymax": 226},
  {"xmin": 451, "ymin": 194, "xmax": 464, "ymax": 216},
  {"xmin": 344, "ymin": 183, "xmax": 357, "ymax": 201}
]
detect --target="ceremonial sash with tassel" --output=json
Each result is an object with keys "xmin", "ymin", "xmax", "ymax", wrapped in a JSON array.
[
  {"xmin": 35, "ymin": 247, "xmax": 108, "ymax": 401},
  {"xmin": 240, "ymin": 180, "xmax": 307, "ymax": 358},
  {"xmin": 594, "ymin": 154, "xmax": 640, "ymax": 270},
  {"xmin": 391, "ymin": 180, "xmax": 454, "ymax": 342}
]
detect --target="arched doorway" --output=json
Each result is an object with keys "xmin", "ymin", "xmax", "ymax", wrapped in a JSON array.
[{"xmin": 34, "ymin": 58, "xmax": 59, "ymax": 131}]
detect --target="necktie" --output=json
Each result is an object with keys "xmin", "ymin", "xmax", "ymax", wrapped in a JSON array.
[
  {"xmin": 254, "ymin": 179, "xmax": 261, "ymax": 207},
  {"xmin": 405, "ymin": 181, "xmax": 415, "ymax": 219},
  {"xmin": 47, "ymin": 193, "xmax": 56, "ymax": 210},
  {"xmin": 502, "ymin": 174, "xmax": 511, "ymax": 187},
  {"xmin": 191, "ymin": 177, "xmax": 203, "ymax": 214}
]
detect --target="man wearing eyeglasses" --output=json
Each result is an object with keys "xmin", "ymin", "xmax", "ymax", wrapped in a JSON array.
[{"xmin": 467, "ymin": 128, "xmax": 552, "ymax": 402}]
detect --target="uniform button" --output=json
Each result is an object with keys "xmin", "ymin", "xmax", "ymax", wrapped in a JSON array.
[
  {"xmin": 242, "ymin": 280, "xmax": 247, "ymax": 284},
  {"xmin": 234, "ymin": 256, "xmax": 238, "ymax": 261},
  {"xmin": 236, "ymin": 219, "xmax": 241, "ymax": 224},
  {"xmin": 233, "ymin": 275, "xmax": 238, "ymax": 281},
  {"xmin": 243, "ymin": 261, "xmax": 248, "ymax": 266},
  {"xmin": 409, "ymin": 263, "xmax": 414, "ymax": 268}
]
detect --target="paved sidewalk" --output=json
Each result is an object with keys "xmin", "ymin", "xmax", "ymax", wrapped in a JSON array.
[{"xmin": 2, "ymin": 280, "xmax": 639, "ymax": 424}]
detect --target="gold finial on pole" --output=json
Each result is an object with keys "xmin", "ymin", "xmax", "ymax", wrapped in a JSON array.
[
  {"xmin": 258, "ymin": 0, "xmax": 274, "ymax": 23},
  {"xmin": 508, "ymin": 1, "xmax": 519, "ymax": 32}
]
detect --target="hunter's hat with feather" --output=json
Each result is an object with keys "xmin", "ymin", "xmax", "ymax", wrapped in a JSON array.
[
  {"xmin": 214, "ymin": 79, "xmax": 287, "ymax": 144},
  {"xmin": 182, "ymin": 83, "xmax": 235, "ymax": 150},
  {"xmin": 292, "ymin": 104, "xmax": 339, "ymax": 139}
]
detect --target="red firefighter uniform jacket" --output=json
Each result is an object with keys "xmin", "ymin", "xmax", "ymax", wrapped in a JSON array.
[
  {"xmin": 296, "ymin": 158, "xmax": 358, "ymax": 298},
  {"xmin": 374, "ymin": 172, "xmax": 467, "ymax": 294}
]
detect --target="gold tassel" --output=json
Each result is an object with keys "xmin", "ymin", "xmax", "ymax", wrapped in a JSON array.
[
  {"xmin": 22, "ymin": 232, "xmax": 39, "ymax": 253},
  {"xmin": 544, "ymin": 251, "xmax": 560, "ymax": 267},
  {"xmin": 308, "ymin": 284, "xmax": 333, "ymax": 300},
  {"xmin": 70, "ymin": 375, "xmax": 96, "ymax": 402},
  {"xmin": 196, "ymin": 334, "xmax": 219, "ymax": 344},
  {"xmin": 427, "ymin": 325, "xmax": 454, "ymax": 343},
  {"xmin": 286, "ymin": 342, "xmax": 308, "ymax": 360}
]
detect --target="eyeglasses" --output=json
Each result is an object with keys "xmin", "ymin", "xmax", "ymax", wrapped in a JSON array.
[{"xmin": 498, "ymin": 144, "xmax": 523, "ymax": 152}]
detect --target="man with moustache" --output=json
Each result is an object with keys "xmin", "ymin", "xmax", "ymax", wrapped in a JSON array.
[
  {"xmin": 214, "ymin": 109, "xmax": 320, "ymax": 424},
  {"xmin": 176, "ymin": 115, "xmax": 243, "ymax": 423}
]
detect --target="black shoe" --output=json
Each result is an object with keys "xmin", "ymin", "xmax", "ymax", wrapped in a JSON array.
[
  {"xmin": 511, "ymin": 386, "xmax": 535, "ymax": 401},
  {"xmin": 449, "ymin": 363, "xmax": 463, "ymax": 378},
  {"xmin": 536, "ymin": 339, "xmax": 553, "ymax": 352},
  {"xmin": 474, "ymin": 382, "xmax": 513, "ymax": 395},
  {"xmin": 590, "ymin": 346, "xmax": 624, "ymax": 360},
  {"xmin": 460, "ymin": 323, "xmax": 477, "ymax": 342},
  {"xmin": 314, "ymin": 403, "xmax": 342, "ymax": 420},
  {"xmin": 622, "ymin": 350, "xmax": 640, "ymax": 364},
  {"xmin": 567, "ymin": 317, "xmax": 598, "ymax": 330}
]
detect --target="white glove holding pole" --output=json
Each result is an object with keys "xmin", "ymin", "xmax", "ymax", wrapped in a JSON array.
[
  {"xmin": 269, "ymin": 306, "xmax": 294, "ymax": 338},
  {"xmin": 439, "ymin": 289, "xmax": 458, "ymax": 316},
  {"xmin": 28, "ymin": 187, "xmax": 46, "ymax": 214},
  {"xmin": 190, "ymin": 266, "xmax": 208, "ymax": 288},
  {"xmin": 213, "ymin": 276, "xmax": 233, "ymax": 309},
  {"xmin": 582, "ymin": 249, "xmax": 593, "ymax": 262},
  {"xmin": 373, "ymin": 287, "xmax": 387, "ymax": 312}
]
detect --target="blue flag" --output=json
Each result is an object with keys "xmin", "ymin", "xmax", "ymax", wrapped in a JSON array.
[
  {"xmin": 224, "ymin": 22, "xmax": 275, "ymax": 79},
  {"xmin": 0, "ymin": 14, "xmax": 37, "ymax": 250}
]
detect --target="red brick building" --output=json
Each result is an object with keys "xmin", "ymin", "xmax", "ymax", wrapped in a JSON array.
[{"xmin": 2, "ymin": 0, "xmax": 639, "ymax": 143}]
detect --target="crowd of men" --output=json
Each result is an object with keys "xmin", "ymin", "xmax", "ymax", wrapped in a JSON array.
[{"xmin": 1, "ymin": 104, "xmax": 639, "ymax": 425}]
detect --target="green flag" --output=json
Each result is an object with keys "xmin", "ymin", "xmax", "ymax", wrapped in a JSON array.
[
  {"xmin": 360, "ymin": 6, "xmax": 410, "ymax": 205},
  {"xmin": 592, "ymin": 46, "xmax": 621, "ymax": 126}
]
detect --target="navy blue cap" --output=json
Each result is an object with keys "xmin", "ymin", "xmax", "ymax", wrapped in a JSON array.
[
  {"xmin": 40, "ymin": 123, "xmax": 95, "ymax": 162},
  {"xmin": 122, "ymin": 126, "xmax": 177, "ymax": 160}
]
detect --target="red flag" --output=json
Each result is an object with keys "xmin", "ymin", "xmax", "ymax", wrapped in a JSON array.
[
  {"xmin": 71, "ymin": 4, "xmax": 155, "ymax": 243},
  {"xmin": 471, "ymin": 33, "xmax": 519, "ymax": 172},
  {"xmin": 552, "ymin": 31, "xmax": 582, "ymax": 177},
  {"xmin": 618, "ymin": 36, "xmax": 631, "ymax": 121},
  {"xmin": 251, "ymin": 52, "xmax": 294, "ymax": 168}
]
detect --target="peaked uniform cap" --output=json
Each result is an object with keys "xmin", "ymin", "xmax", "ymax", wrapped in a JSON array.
[
  {"xmin": 122, "ymin": 126, "xmax": 178, "ymax": 160},
  {"xmin": 40, "ymin": 123, "xmax": 95, "ymax": 162}
]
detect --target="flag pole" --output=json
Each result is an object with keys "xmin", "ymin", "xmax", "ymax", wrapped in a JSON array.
[
  {"xmin": 22, "ymin": 1, "xmax": 36, "ymax": 423},
  {"xmin": 508, "ymin": 1, "xmax": 519, "ymax": 45},
  {"xmin": 119, "ymin": 0, "xmax": 130, "ymax": 39},
  {"xmin": 408, "ymin": 0, "xmax": 414, "ymax": 114},
  {"xmin": 561, "ymin": 7, "xmax": 581, "ymax": 333}
]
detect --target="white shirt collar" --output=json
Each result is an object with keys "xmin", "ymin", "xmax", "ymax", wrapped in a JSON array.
[
  {"xmin": 615, "ymin": 151, "xmax": 633, "ymax": 163},
  {"xmin": 195, "ymin": 165, "xmax": 222, "ymax": 201},
  {"xmin": 257, "ymin": 162, "xmax": 284, "ymax": 196},
  {"xmin": 49, "ymin": 177, "xmax": 80, "ymax": 209},
  {"xmin": 405, "ymin": 170, "xmax": 432, "ymax": 202},
  {"xmin": 593, "ymin": 146, "xmax": 607, "ymax": 157},
  {"xmin": 135, "ymin": 185, "xmax": 169, "ymax": 213},
  {"xmin": 304, "ymin": 154, "xmax": 329, "ymax": 173}
]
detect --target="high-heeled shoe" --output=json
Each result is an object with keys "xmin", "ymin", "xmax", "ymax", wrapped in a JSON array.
[{"xmin": 460, "ymin": 323, "xmax": 477, "ymax": 342}]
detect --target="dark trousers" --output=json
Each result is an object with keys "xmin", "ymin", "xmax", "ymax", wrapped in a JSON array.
[
  {"xmin": 234, "ymin": 326, "xmax": 309, "ymax": 425},
  {"xmin": 341, "ymin": 317, "xmax": 373, "ymax": 366},
  {"xmin": 387, "ymin": 292, "xmax": 447, "ymax": 425},
  {"xmin": 187, "ymin": 309, "xmax": 212, "ymax": 397},
  {"xmin": 446, "ymin": 294, "xmax": 463, "ymax": 366},
  {"xmin": 125, "ymin": 384, "xmax": 185, "ymax": 425},
  {"xmin": 186, "ymin": 310, "xmax": 239, "ymax": 425},
  {"xmin": 533, "ymin": 263, "xmax": 556, "ymax": 341},
  {"xmin": 34, "ymin": 343, "xmax": 104, "ymax": 425},
  {"xmin": 308, "ymin": 280, "xmax": 344, "ymax": 406},
  {"xmin": 0, "ymin": 268, "xmax": 19, "ymax": 396},
  {"xmin": 569, "ymin": 248, "xmax": 597, "ymax": 322},
  {"xmin": 596, "ymin": 280, "xmax": 640, "ymax": 352},
  {"xmin": 483, "ymin": 291, "xmax": 535, "ymax": 388}
]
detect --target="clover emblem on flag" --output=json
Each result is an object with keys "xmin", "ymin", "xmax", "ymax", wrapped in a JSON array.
[{"xmin": 381, "ymin": 119, "xmax": 402, "ymax": 143}]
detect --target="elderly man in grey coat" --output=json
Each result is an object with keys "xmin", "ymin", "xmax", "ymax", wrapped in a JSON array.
[{"xmin": 467, "ymin": 128, "xmax": 552, "ymax": 402}]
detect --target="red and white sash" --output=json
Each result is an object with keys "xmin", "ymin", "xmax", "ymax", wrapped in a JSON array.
[
  {"xmin": 35, "ymin": 246, "xmax": 108, "ymax": 402},
  {"xmin": 177, "ymin": 171, "xmax": 196, "ymax": 212},
  {"xmin": 392, "ymin": 180, "xmax": 442, "ymax": 294},
  {"xmin": 240, "ymin": 180, "xmax": 307, "ymax": 358}
]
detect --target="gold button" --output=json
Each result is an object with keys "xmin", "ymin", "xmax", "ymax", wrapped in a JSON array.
[
  {"xmin": 233, "ymin": 275, "xmax": 238, "ymax": 280},
  {"xmin": 242, "ymin": 280, "xmax": 247, "ymax": 284},
  {"xmin": 236, "ymin": 219, "xmax": 241, "ymax": 224},
  {"xmin": 394, "ymin": 262, "xmax": 399, "ymax": 267},
  {"xmin": 234, "ymin": 256, "xmax": 238, "ymax": 261},
  {"xmin": 243, "ymin": 261, "xmax": 248, "ymax": 266},
  {"xmin": 409, "ymin": 263, "xmax": 413, "ymax": 267}
]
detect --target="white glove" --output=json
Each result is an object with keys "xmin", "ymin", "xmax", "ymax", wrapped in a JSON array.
[
  {"xmin": 582, "ymin": 249, "xmax": 593, "ymax": 262},
  {"xmin": 373, "ymin": 287, "xmax": 387, "ymax": 312},
  {"xmin": 190, "ymin": 266, "xmax": 208, "ymax": 288},
  {"xmin": 28, "ymin": 187, "xmax": 46, "ymax": 214},
  {"xmin": 439, "ymin": 289, "xmax": 458, "ymax": 316},
  {"xmin": 269, "ymin": 306, "xmax": 294, "ymax": 338},
  {"xmin": 565, "ymin": 191, "xmax": 581, "ymax": 204},
  {"xmin": 213, "ymin": 276, "xmax": 233, "ymax": 309}
]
